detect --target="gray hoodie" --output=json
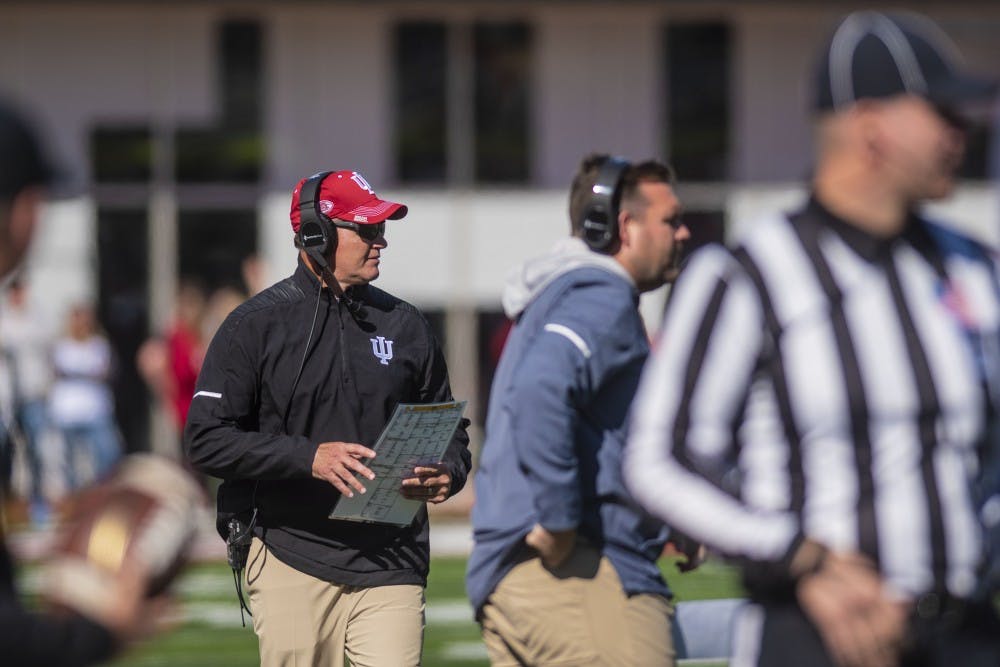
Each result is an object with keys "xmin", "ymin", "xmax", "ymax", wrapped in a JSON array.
[
  {"xmin": 501, "ymin": 237, "xmax": 633, "ymax": 319},
  {"xmin": 468, "ymin": 236, "xmax": 671, "ymax": 614}
]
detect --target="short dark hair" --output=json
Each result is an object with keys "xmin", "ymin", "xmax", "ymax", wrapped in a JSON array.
[{"xmin": 568, "ymin": 154, "xmax": 675, "ymax": 237}]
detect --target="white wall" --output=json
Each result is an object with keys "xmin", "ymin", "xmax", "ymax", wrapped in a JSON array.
[
  {"xmin": 268, "ymin": 6, "xmax": 391, "ymax": 189},
  {"xmin": 18, "ymin": 198, "xmax": 96, "ymax": 329},
  {"xmin": 731, "ymin": 9, "xmax": 826, "ymax": 182},
  {"xmin": 259, "ymin": 187, "xmax": 571, "ymax": 309},
  {"xmin": 256, "ymin": 181, "xmax": 1000, "ymax": 318},
  {"xmin": 534, "ymin": 7, "xmax": 663, "ymax": 187}
]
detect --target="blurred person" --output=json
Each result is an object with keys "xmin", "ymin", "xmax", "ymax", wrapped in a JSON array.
[
  {"xmin": 626, "ymin": 11, "xmax": 1000, "ymax": 667},
  {"xmin": 0, "ymin": 276, "xmax": 55, "ymax": 525},
  {"xmin": 984, "ymin": 75, "xmax": 1000, "ymax": 596},
  {"xmin": 184, "ymin": 169, "xmax": 471, "ymax": 667},
  {"xmin": 201, "ymin": 284, "xmax": 248, "ymax": 343},
  {"xmin": 49, "ymin": 303, "xmax": 122, "ymax": 490},
  {"xmin": 135, "ymin": 335, "xmax": 168, "ymax": 415},
  {"xmin": 0, "ymin": 336, "xmax": 15, "ymax": 501},
  {"xmin": 166, "ymin": 279, "xmax": 207, "ymax": 432},
  {"xmin": 241, "ymin": 253, "xmax": 267, "ymax": 297},
  {"xmin": 0, "ymin": 96, "xmax": 168, "ymax": 666},
  {"xmin": 467, "ymin": 155, "xmax": 692, "ymax": 666},
  {"xmin": 136, "ymin": 280, "xmax": 210, "ymax": 446}
]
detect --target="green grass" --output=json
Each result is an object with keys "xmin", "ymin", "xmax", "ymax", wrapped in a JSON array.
[
  {"xmin": 21, "ymin": 555, "xmax": 743, "ymax": 666},
  {"xmin": 661, "ymin": 556, "xmax": 744, "ymax": 602}
]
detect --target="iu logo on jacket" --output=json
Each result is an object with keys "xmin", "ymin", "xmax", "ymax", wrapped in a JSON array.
[{"xmin": 370, "ymin": 336, "xmax": 394, "ymax": 365}]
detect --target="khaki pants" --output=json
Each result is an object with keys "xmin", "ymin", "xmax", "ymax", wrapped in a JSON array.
[
  {"xmin": 245, "ymin": 537, "xmax": 425, "ymax": 667},
  {"xmin": 479, "ymin": 543, "xmax": 675, "ymax": 666}
]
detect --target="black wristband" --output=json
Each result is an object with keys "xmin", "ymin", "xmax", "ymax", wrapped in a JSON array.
[{"xmin": 790, "ymin": 540, "xmax": 829, "ymax": 582}]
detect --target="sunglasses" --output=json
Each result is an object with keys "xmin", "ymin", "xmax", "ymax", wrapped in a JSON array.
[{"xmin": 332, "ymin": 220, "xmax": 386, "ymax": 243}]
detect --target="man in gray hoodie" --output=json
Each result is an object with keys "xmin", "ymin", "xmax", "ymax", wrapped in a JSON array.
[{"xmin": 467, "ymin": 154, "xmax": 690, "ymax": 666}]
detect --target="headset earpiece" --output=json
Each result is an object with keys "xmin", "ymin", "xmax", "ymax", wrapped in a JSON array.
[
  {"xmin": 581, "ymin": 157, "xmax": 630, "ymax": 251},
  {"xmin": 297, "ymin": 170, "xmax": 335, "ymax": 270}
]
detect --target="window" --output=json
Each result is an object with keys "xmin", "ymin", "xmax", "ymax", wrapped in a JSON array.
[
  {"xmin": 96, "ymin": 208, "xmax": 151, "ymax": 453},
  {"xmin": 174, "ymin": 128, "xmax": 263, "ymax": 183},
  {"xmin": 474, "ymin": 22, "xmax": 532, "ymax": 183},
  {"xmin": 394, "ymin": 22, "xmax": 448, "ymax": 183},
  {"xmin": 220, "ymin": 19, "xmax": 263, "ymax": 130},
  {"xmin": 178, "ymin": 209, "xmax": 258, "ymax": 293},
  {"xmin": 176, "ymin": 19, "xmax": 264, "ymax": 183},
  {"xmin": 665, "ymin": 22, "xmax": 731, "ymax": 181},
  {"xmin": 392, "ymin": 20, "xmax": 532, "ymax": 185},
  {"xmin": 91, "ymin": 20, "xmax": 265, "ymax": 186},
  {"xmin": 91, "ymin": 126, "xmax": 152, "ymax": 183}
]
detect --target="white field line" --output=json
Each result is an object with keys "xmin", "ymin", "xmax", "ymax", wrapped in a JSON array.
[{"xmin": 440, "ymin": 641, "xmax": 490, "ymax": 661}]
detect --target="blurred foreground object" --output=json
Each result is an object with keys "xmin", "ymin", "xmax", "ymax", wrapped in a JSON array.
[
  {"xmin": 0, "ymin": 94, "xmax": 188, "ymax": 666},
  {"xmin": 626, "ymin": 10, "xmax": 1000, "ymax": 667},
  {"xmin": 42, "ymin": 454, "xmax": 207, "ymax": 621}
]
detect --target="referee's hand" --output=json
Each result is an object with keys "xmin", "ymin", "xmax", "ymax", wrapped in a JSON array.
[
  {"xmin": 797, "ymin": 550, "xmax": 908, "ymax": 667},
  {"xmin": 312, "ymin": 441, "xmax": 376, "ymax": 498}
]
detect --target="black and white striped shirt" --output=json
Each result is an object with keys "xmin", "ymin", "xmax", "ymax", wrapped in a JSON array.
[{"xmin": 625, "ymin": 197, "xmax": 1000, "ymax": 600}]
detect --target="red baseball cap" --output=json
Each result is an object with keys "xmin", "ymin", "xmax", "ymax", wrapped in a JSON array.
[{"xmin": 289, "ymin": 170, "xmax": 408, "ymax": 232}]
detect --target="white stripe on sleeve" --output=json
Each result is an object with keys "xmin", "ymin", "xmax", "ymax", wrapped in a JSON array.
[
  {"xmin": 543, "ymin": 323, "xmax": 592, "ymax": 358},
  {"xmin": 193, "ymin": 390, "xmax": 222, "ymax": 399}
]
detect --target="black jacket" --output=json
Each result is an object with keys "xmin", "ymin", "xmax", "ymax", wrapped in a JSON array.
[{"xmin": 184, "ymin": 259, "xmax": 471, "ymax": 587}]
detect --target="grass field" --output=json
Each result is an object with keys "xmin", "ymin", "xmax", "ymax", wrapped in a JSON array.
[{"xmin": 19, "ymin": 555, "xmax": 743, "ymax": 666}]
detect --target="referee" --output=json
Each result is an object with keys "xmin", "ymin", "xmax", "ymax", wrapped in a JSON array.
[{"xmin": 626, "ymin": 11, "xmax": 1000, "ymax": 667}]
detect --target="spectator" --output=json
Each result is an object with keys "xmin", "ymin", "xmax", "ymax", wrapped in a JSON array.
[
  {"xmin": 49, "ymin": 303, "xmax": 122, "ymax": 490},
  {"xmin": 166, "ymin": 280, "xmax": 207, "ymax": 432},
  {"xmin": 0, "ymin": 276, "xmax": 55, "ymax": 524}
]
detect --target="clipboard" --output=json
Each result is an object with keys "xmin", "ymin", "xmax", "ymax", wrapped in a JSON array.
[{"xmin": 328, "ymin": 400, "xmax": 467, "ymax": 526}]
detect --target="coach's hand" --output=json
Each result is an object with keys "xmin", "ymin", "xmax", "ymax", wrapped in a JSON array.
[
  {"xmin": 667, "ymin": 530, "xmax": 706, "ymax": 573},
  {"xmin": 525, "ymin": 524, "xmax": 576, "ymax": 568},
  {"xmin": 401, "ymin": 463, "xmax": 452, "ymax": 503},
  {"xmin": 797, "ymin": 550, "xmax": 908, "ymax": 667},
  {"xmin": 312, "ymin": 441, "xmax": 376, "ymax": 498}
]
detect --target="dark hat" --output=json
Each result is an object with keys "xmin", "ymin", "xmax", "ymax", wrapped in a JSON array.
[
  {"xmin": 0, "ymin": 98, "xmax": 56, "ymax": 198},
  {"xmin": 814, "ymin": 11, "xmax": 998, "ymax": 111}
]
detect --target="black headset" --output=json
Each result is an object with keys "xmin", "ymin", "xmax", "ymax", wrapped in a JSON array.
[
  {"xmin": 581, "ymin": 156, "xmax": 630, "ymax": 251},
  {"xmin": 296, "ymin": 170, "xmax": 335, "ymax": 271}
]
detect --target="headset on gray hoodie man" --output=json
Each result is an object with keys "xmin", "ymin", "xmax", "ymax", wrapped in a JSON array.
[{"xmin": 580, "ymin": 156, "xmax": 630, "ymax": 252}]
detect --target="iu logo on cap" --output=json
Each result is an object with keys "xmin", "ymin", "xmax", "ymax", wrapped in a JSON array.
[
  {"xmin": 351, "ymin": 172, "xmax": 375, "ymax": 195},
  {"xmin": 370, "ymin": 336, "xmax": 394, "ymax": 365}
]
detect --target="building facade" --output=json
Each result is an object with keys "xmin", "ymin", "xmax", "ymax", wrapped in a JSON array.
[{"xmin": 1, "ymin": 1, "xmax": 998, "ymax": 453}]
